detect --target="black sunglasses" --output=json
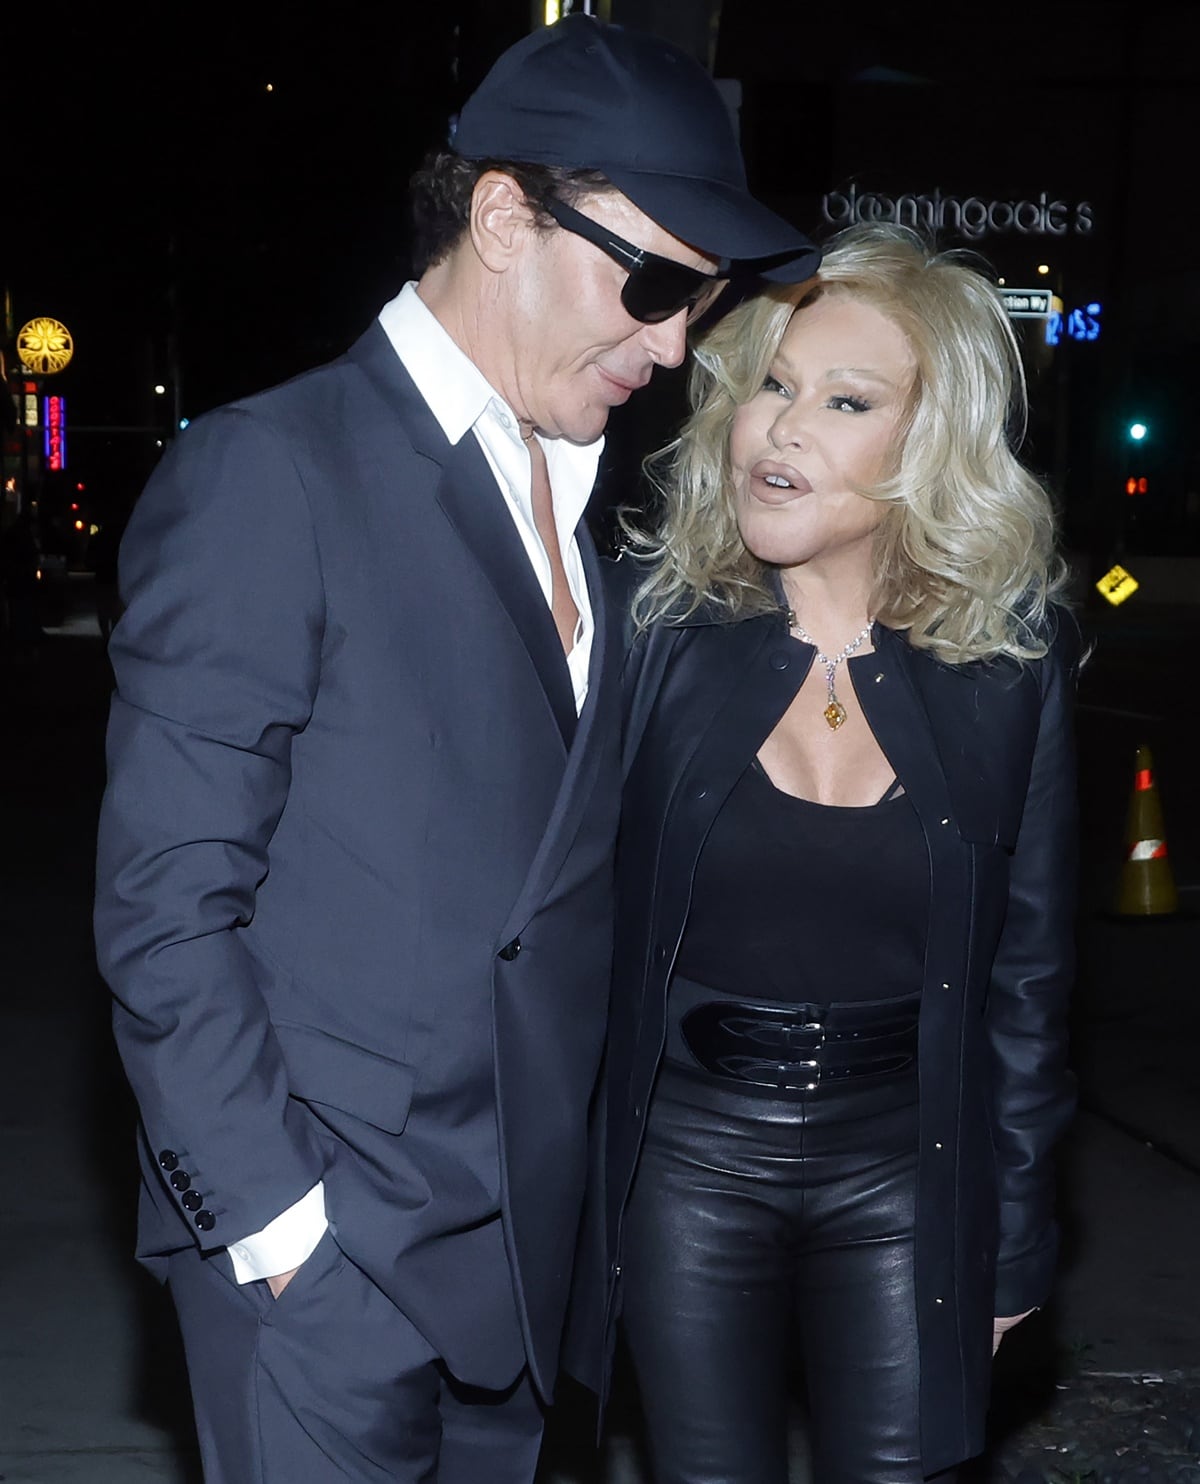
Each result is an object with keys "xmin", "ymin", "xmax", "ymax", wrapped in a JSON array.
[{"xmin": 539, "ymin": 195, "xmax": 730, "ymax": 326}]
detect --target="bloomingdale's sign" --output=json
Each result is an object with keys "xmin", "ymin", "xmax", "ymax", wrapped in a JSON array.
[{"xmin": 821, "ymin": 185, "xmax": 1094, "ymax": 239}]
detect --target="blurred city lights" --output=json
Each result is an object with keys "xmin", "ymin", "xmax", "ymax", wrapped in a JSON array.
[
  {"xmin": 1129, "ymin": 422, "xmax": 1148, "ymax": 441},
  {"xmin": 154, "ymin": 384, "xmax": 166, "ymax": 395},
  {"xmin": 179, "ymin": 417, "xmax": 190, "ymax": 430},
  {"xmin": 1037, "ymin": 264, "xmax": 1050, "ymax": 275}
]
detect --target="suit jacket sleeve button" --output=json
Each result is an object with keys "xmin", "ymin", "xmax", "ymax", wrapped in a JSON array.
[
  {"xmin": 195, "ymin": 1211, "xmax": 216, "ymax": 1233},
  {"xmin": 499, "ymin": 937, "xmax": 521, "ymax": 961},
  {"xmin": 170, "ymin": 1171, "xmax": 192, "ymax": 1192},
  {"xmin": 181, "ymin": 1190, "xmax": 203, "ymax": 1212},
  {"xmin": 158, "ymin": 1150, "xmax": 179, "ymax": 1172}
]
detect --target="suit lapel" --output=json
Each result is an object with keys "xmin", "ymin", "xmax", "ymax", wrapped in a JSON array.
[
  {"xmin": 495, "ymin": 527, "xmax": 618, "ymax": 946},
  {"xmin": 435, "ymin": 438, "xmax": 577, "ymax": 749},
  {"xmin": 349, "ymin": 322, "xmax": 576, "ymax": 750}
]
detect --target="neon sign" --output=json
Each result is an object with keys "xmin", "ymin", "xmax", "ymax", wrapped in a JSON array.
[
  {"xmin": 1046, "ymin": 302, "xmax": 1102, "ymax": 346},
  {"xmin": 44, "ymin": 395, "xmax": 67, "ymax": 471},
  {"xmin": 821, "ymin": 186, "xmax": 1094, "ymax": 240}
]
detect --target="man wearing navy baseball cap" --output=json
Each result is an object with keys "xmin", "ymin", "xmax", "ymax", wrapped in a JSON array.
[{"xmin": 96, "ymin": 15, "xmax": 819, "ymax": 1483}]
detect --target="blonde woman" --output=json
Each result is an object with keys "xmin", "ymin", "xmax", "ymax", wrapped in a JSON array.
[{"xmin": 570, "ymin": 225, "xmax": 1080, "ymax": 1483}]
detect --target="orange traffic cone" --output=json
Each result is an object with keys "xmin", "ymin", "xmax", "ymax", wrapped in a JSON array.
[{"xmin": 1114, "ymin": 744, "xmax": 1178, "ymax": 916}]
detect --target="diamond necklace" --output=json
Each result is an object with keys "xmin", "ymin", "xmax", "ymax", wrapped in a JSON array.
[{"xmin": 786, "ymin": 611, "xmax": 874, "ymax": 731}]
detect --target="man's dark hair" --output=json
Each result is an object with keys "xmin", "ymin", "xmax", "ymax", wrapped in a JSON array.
[{"xmin": 409, "ymin": 151, "xmax": 613, "ymax": 276}]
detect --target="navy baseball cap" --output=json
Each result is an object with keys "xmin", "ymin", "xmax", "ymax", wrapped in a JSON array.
[{"xmin": 454, "ymin": 16, "xmax": 819, "ymax": 283}]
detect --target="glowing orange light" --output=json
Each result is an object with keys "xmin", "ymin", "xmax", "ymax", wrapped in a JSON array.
[{"xmin": 74, "ymin": 519, "xmax": 85, "ymax": 531}]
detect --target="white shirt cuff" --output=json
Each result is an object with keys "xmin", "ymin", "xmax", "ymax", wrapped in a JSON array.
[{"xmin": 226, "ymin": 1181, "xmax": 328, "ymax": 1284}]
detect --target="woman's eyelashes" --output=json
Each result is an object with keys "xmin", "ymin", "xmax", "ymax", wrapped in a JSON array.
[{"xmin": 760, "ymin": 374, "xmax": 874, "ymax": 416}]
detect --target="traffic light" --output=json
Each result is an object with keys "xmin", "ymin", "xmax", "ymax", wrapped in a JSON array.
[
  {"xmin": 1125, "ymin": 476, "xmax": 1149, "ymax": 496},
  {"xmin": 1128, "ymin": 421, "xmax": 1148, "ymax": 442}
]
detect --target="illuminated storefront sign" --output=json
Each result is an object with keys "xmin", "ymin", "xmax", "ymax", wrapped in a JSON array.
[
  {"xmin": 821, "ymin": 186, "xmax": 1094, "ymax": 240},
  {"xmin": 18, "ymin": 317, "xmax": 74, "ymax": 375},
  {"xmin": 44, "ymin": 395, "xmax": 67, "ymax": 471}
]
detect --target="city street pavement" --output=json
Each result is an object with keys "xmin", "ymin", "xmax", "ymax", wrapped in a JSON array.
[{"xmin": 2, "ymin": 583, "xmax": 1199, "ymax": 1483}]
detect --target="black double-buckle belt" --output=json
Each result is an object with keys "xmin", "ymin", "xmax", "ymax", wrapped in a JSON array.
[{"xmin": 670, "ymin": 980, "xmax": 920, "ymax": 1094}]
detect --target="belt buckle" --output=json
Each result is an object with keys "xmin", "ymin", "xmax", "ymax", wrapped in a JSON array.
[
  {"xmin": 788, "ymin": 1058, "xmax": 820, "ymax": 1093},
  {"xmin": 783, "ymin": 1017, "xmax": 822, "ymax": 1091},
  {"xmin": 779, "ymin": 1017, "xmax": 823, "ymax": 1048}
]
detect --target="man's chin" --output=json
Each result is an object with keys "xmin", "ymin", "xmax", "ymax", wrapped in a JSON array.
[{"xmin": 554, "ymin": 409, "xmax": 611, "ymax": 447}]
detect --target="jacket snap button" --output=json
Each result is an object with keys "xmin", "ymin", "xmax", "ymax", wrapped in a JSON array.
[
  {"xmin": 769, "ymin": 651, "xmax": 790, "ymax": 671},
  {"xmin": 874, "ymin": 673, "xmax": 884, "ymax": 683},
  {"xmin": 499, "ymin": 937, "xmax": 521, "ymax": 961},
  {"xmin": 170, "ymin": 1170, "xmax": 191, "ymax": 1192},
  {"xmin": 940, "ymin": 817, "xmax": 950, "ymax": 826},
  {"xmin": 158, "ymin": 1150, "xmax": 179, "ymax": 1172},
  {"xmin": 182, "ymin": 1191, "xmax": 203, "ymax": 1212},
  {"xmin": 195, "ymin": 1210, "xmax": 216, "ymax": 1233}
]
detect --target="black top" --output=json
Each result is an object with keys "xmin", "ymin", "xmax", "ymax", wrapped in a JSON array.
[{"xmin": 674, "ymin": 761, "xmax": 930, "ymax": 1004}]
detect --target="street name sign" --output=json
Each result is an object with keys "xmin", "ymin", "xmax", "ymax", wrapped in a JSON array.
[{"xmin": 1001, "ymin": 288, "xmax": 1053, "ymax": 318}]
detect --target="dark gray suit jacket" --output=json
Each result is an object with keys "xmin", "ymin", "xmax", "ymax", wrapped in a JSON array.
[{"xmin": 95, "ymin": 322, "xmax": 621, "ymax": 1399}]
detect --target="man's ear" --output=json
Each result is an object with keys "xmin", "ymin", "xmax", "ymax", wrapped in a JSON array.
[{"xmin": 469, "ymin": 171, "xmax": 540, "ymax": 273}]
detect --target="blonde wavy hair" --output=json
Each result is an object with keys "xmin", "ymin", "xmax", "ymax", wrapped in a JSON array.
[{"xmin": 628, "ymin": 223, "xmax": 1067, "ymax": 664}]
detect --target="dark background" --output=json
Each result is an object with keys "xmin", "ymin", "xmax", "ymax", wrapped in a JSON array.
[{"xmin": 5, "ymin": 0, "xmax": 1199, "ymax": 568}]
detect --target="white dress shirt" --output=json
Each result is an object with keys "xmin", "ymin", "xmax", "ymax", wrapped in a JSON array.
[{"xmin": 227, "ymin": 282, "xmax": 604, "ymax": 1283}]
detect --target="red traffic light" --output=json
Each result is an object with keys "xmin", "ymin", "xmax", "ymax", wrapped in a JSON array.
[{"xmin": 1125, "ymin": 476, "xmax": 1149, "ymax": 496}]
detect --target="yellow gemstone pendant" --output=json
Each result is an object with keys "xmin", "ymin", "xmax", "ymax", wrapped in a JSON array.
[{"xmin": 824, "ymin": 701, "xmax": 847, "ymax": 730}]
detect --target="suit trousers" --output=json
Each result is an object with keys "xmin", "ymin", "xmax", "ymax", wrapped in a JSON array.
[
  {"xmin": 621, "ymin": 1059, "xmax": 947, "ymax": 1484},
  {"xmin": 166, "ymin": 1232, "xmax": 544, "ymax": 1483}
]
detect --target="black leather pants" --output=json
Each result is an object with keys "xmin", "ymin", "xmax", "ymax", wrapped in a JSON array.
[{"xmin": 622, "ymin": 1059, "xmax": 946, "ymax": 1484}]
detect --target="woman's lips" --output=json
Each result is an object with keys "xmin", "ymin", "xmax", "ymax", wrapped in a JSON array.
[{"xmin": 749, "ymin": 460, "xmax": 813, "ymax": 502}]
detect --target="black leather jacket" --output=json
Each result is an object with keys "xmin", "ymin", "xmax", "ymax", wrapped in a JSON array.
[{"xmin": 566, "ymin": 585, "xmax": 1080, "ymax": 1475}]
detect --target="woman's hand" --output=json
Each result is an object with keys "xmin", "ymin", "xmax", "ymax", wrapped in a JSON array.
[{"xmin": 992, "ymin": 1309, "xmax": 1036, "ymax": 1353}]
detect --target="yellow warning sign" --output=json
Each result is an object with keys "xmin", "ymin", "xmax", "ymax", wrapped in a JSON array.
[{"xmin": 1097, "ymin": 564, "xmax": 1139, "ymax": 606}]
